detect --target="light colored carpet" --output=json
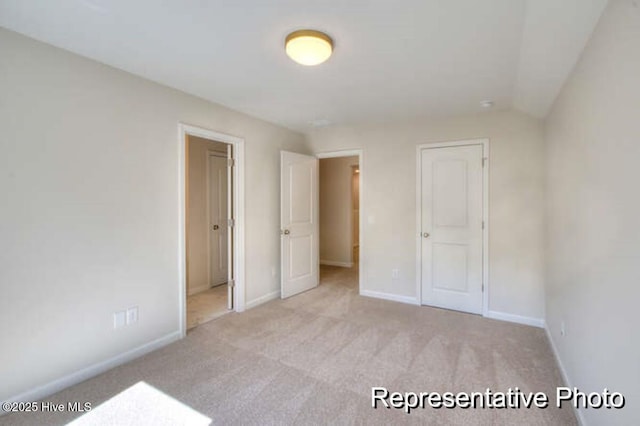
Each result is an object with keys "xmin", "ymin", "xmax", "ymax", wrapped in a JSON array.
[
  {"xmin": 187, "ymin": 284, "xmax": 229, "ymax": 330},
  {"xmin": 2, "ymin": 266, "xmax": 575, "ymax": 425}
]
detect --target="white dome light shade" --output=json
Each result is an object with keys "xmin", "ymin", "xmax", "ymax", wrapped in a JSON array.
[{"xmin": 285, "ymin": 30, "xmax": 333, "ymax": 66}]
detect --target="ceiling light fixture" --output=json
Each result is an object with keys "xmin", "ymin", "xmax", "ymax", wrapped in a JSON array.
[
  {"xmin": 285, "ymin": 30, "xmax": 333, "ymax": 66},
  {"xmin": 480, "ymin": 100, "xmax": 494, "ymax": 109}
]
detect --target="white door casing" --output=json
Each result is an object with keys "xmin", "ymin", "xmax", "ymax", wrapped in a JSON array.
[
  {"xmin": 419, "ymin": 142, "xmax": 485, "ymax": 314},
  {"xmin": 208, "ymin": 153, "xmax": 228, "ymax": 287},
  {"xmin": 280, "ymin": 151, "xmax": 319, "ymax": 298}
]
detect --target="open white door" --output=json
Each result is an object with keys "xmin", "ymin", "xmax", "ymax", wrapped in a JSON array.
[
  {"xmin": 208, "ymin": 153, "xmax": 228, "ymax": 287},
  {"xmin": 226, "ymin": 144, "xmax": 234, "ymax": 310},
  {"xmin": 280, "ymin": 151, "xmax": 319, "ymax": 298}
]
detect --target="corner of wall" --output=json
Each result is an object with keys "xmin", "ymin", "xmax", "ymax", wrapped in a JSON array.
[{"xmin": 543, "ymin": 323, "xmax": 586, "ymax": 426}]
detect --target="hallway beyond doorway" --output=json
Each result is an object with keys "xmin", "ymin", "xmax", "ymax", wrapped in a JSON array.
[{"xmin": 187, "ymin": 284, "xmax": 229, "ymax": 330}]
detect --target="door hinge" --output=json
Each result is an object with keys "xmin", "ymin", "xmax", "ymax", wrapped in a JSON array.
[
  {"xmin": 228, "ymin": 280, "xmax": 235, "ymax": 288},
  {"xmin": 482, "ymin": 221, "xmax": 485, "ymax": 230},
  {"xmin": 227, "ymin": 158, "xmax": 235, "ymax": 167},
  {"xmin": 482, "ymin": 283, "xmax": 484, "ymax": 292},
  {"xmin": 482, "ymin": 157, "xmax": 487, "ymax": 167},
  {"xmin": 228, "ymin": 218, "xmax": 235, "ymax": 228}
]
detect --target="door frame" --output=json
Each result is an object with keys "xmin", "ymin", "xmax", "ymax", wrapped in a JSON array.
[
  {"xmin": 178, "ymin": 123, "xmax": 246, "ymax": 337},
  {"xmin": 415, "ymin": 139, "xmax": 489, "ymax": 316},
  {"xmin": 315, "ymin": 149, "xmax": 363, "ymax": 295}
]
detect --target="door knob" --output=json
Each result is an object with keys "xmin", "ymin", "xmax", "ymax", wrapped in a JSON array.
[
  {"xmin": 213, "ymin": 225, "xmax": 219, "ymax": 230},
  {"xmin": 282, "ymin": 229, "xmax": 290, "ymax": 235},
  {"xmin": 422, "ymin": 232, "xmax": 430, "ymax": 238}
]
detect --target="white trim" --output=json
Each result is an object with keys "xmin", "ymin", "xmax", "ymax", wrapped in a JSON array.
[
  {"xmin": 246, "ymin": 290, "xmax": 281, "ymax": 310},
  {"xmin": 315, "ymin": 149, "xmax": 361, "ymax": 159},
  {"xmin": 415, "ymin": 138, "xmax": 490, "ymax": 316},
  {"xmin": 544, "ymin": 325, "xmax": 585, "ymax": 425},
  {"xmin": 360, "ymin": 290, "xmax": 420, "ymax": 306},
  {"xmin": 315, "ymin": 149, "xmax": 363, "ymax": 296},
  {"xmin": 2, "ymin": 331, "xmax": 181, "ymax": 407},
  {"xmin": 485, "ymin": 310, "xmax": 544, "ymax": 328},
  {"xmin": 178, "ymin": 123, "xmax": 246, "ymax": 340},
  {"xmin": 320, "ymin": 260, "xmax": 353, "ymax": 268}
]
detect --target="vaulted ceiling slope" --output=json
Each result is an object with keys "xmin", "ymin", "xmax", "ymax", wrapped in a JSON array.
[{"xmin": 0, "ymin": 0, "xmax": 608, "ymax": 131}]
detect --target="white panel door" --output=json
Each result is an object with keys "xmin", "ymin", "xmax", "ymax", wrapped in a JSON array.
[
  {"xmin": 281, "ymin": 151, "xmax": 319, "ymax": 298},
  {"xmin": 209, "ymin": 154, "xmax": 228, "ymax": 287},
  {"xmin": 225, "ymin": 144, "xmax": 233, "ymax": 310},
  {"xmin": 420, "ymin": 144, "xmax": 484, "ymax": 314}
]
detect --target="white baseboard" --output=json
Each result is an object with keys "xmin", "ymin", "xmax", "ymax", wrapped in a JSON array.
[
  {"xmin": 2, "ymin": 331, "xmax": 181, "ymax": 408},
  {"xmin": 246, "ymin": 290, "xmax": 280, "ymax": 310},
  {"xmin": 360, "ymin": 289, "xmax": 419, "ymax": 306},
  {"xmin": 320, "ymin": 260, "xmax": 353, "ymax": 268},
  {"xmin": 544, "ymin": 325, "xmax": 585, "ymax": 426},
  {"xmin": 484, "ymin": 310, "xmax": 545, "ymax": 328}
]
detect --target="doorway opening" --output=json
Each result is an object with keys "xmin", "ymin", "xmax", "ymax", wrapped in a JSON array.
[
  {"xmin": 318, "ymin": 153, "xmax": 361, "ymax": 292},
  {"xmin": 179, "ymin": 124, "xmax": 245, "ymax": 336},
  {"xmin": 279, "ymin": 149, "xmax": 362, "ymax": 300},
  {"xmin": 186, "ymin": 135, "xmax": 231, "ymax": 329}
]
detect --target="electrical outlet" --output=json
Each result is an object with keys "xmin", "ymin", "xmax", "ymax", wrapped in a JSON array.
[
  {"xmin": 113, "ymin": 311, "xmax": 126, "ymax": 329},
  {"xmin": 392, "ymin": 269, "xmax": 399, "ymax": 279},
  {"xmin": 126, "ymin": 307, "xmax": 138, "ymax": 325},
  {"xmin": 560, "ymin": 321, "xmax": 566, "ymax": 337}
]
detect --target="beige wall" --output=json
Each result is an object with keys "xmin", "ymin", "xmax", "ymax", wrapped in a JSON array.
[
  {"xmin": 0, "ymin": 28, "xmax": 305, "ymax": 401},
  {"xmin": 545, "ymin": 1, "xmax": 640, "ymax": 424},
  {"xmin": 307, "ymin": 110, "xmax": 546, "ymax": 322},
  {"xmin": 319, "ymin": 156, "xmax": 359, "ymax": 266},
  {"xmin": 187, "ymin": 136, "xmax": 227, "ymax": 295}
]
